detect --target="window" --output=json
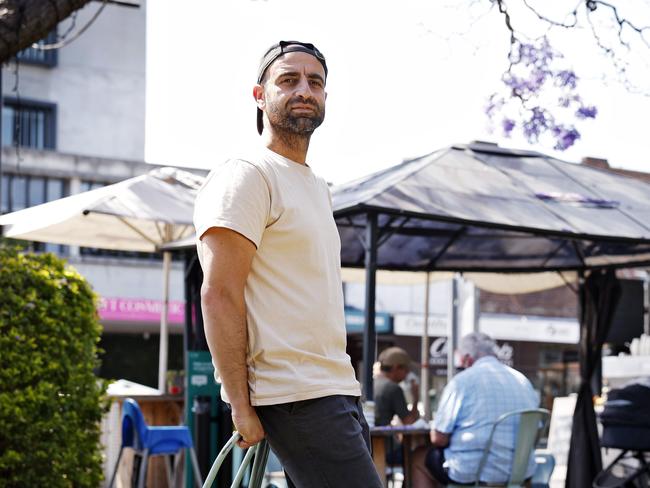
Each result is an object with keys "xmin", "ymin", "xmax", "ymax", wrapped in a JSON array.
[
  {"xmin": 2, "ymin": 98, "xmax": 56, "ymax": 150},
  {"xmin": 1, "ymin": 174, "xmax": 67, "ymax": 212},
  {"xmin": 1, "ymin": 173, "xmax": 67, "ymax": 253},
  {"xmin": 79, "ymin": 181, "xmax": 106, "ymax": 192},
  {"xmin": 16, "ymin": 30, "xmax": 58, "ymax": 67}
]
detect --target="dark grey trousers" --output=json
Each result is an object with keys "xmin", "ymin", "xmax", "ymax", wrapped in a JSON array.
[{"xmin": 256, "ymin": 395, "xmax": 383, "ymax": 488}]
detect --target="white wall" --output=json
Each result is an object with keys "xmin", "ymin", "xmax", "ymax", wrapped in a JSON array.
[{"xmin": 72, "ymin": 259, "xmax": 185, "ymax": 302}]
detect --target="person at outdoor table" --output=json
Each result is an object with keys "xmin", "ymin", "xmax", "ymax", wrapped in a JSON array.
[
  {"xmin": 374, "ymin": 347, "xmax": 420, "ymax": 427},
  {"xmin": 374, "ymin": 347, "xmax": 420, "ymax": 467},
  {"xmin": 412, "ymin": 332, "xmax": 539, "ymax": 487},
  {"xmin": 193, "ymin": 40, "xmax": 382, "ymax": 487}
]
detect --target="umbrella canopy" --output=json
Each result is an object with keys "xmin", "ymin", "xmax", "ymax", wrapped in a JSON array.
[
  {"xmin": 0, "ymin": 166, "xmax": 205, "ymax": 392},
  {"xmin": 0, "ymin": 167, "xmax": 202, "ymax": 251},
  {"xmin": 333, "ymin": 141, "xmax": 650, "ymax": 272}
]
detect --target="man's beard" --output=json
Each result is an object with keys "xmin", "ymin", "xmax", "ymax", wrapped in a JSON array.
[{"xmin": 267, "ymin": 98, "xmax": 325, "ymax": 135}]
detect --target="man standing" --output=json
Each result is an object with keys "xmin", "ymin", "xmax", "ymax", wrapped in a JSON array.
[
  {"xmin": 412, "ymin": 332, "xmax": 539, "ymax": 487},
  {"xmin": 194, "ymin": 41, "xmax": 382, "ymax": 487}
]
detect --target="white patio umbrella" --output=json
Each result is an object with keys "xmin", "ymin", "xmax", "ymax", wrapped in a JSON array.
[{"xmin": 0, "ymin": 166, "xmax": 204, "ymax": 392}]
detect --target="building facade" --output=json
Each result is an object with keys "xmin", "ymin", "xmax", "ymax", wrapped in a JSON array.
[{"xmin": 1, "ymin": 1, "xmax": 199, "ymax": 387}]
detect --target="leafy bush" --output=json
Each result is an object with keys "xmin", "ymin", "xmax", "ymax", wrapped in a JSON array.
[{"xmin": 0, "ymin": 244, "xmax": 107, "ymax": 487}]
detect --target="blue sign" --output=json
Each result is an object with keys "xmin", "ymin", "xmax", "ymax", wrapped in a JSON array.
[{"xmin": 345, "ymin": 307, "xmax": 392, "ymax": 334}]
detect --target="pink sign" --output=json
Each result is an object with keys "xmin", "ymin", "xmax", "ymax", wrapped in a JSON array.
[{"xmin": 97, "ymin": 297, "xmax": 185, "ymax": 324}]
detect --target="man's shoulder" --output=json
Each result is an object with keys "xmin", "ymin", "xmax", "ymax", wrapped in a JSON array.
[
  {"xmin": 200, "ymin": 156, "xmax": 270, "ymax": 189},
  {"xmin": 374, "ymin": 376, "xmax": 402, "ymax": 396},
  {"xmin": 453, "ymin": 358, "xmax": 501, "ymax": 384}
]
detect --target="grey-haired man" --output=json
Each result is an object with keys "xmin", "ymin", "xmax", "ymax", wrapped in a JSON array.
[
  {"xmin": 194, "ymin": 41, "xmax": 382, "ymax": 487},
  {"xmin": 412, "ymin": 332, "xmax": 539, "ymax": 487}
]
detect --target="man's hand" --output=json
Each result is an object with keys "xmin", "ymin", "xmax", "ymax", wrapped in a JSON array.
[
  {"xmin": 430, "ymin": 429, "xmax": 450, "ymax": 448},
  {"xmin": 410, "ymin": 377, "xmax": 420, "ymax": 405},
  {"xmin": 232, "ymin": 405, "xmax": 265, "ymax": 449}
]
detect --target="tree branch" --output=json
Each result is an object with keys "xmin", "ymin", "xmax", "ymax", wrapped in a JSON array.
[{"xmin": 0, "ymin": 0, "xmax": 93, "ymax": 62}]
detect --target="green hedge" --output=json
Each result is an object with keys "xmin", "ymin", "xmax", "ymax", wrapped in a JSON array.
[{"xmin": 0, "ymin": 245, "xmax": 107, "ymax": 487}]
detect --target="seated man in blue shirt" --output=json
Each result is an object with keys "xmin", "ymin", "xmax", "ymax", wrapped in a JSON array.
[{"xmin": 412, "ymin": 332, "xmax": 539, "ymax": 487}]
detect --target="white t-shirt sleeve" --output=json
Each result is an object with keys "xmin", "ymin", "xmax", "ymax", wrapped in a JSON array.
[{"xmin": 194, "ymin": 159, "xmax": 270, "ymax": 248}]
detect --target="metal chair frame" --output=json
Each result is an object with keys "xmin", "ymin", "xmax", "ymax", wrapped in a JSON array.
[
  {"xmin": 448, "ymin": 408, "xmax": 550, "ymax": 488},
  {"xmin": 202, "ymin": 432, "xmax": 270, "ymax": 488}
]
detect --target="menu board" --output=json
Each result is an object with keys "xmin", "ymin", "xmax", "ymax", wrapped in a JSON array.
[{"xmin": 547, "ymin": 395, "xmax": 577, "ymax": 487}]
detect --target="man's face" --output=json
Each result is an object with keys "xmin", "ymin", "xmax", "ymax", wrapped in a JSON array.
[
  {"xmin": 392, "ymin": 364, "xmax": 409, "ymax": 383},
  {"xmin": 257, "ymin": 51, "xmax": 327, "ymax": 135}
]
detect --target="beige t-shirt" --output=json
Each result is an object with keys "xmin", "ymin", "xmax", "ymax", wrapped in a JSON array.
[{"xmin": 194, "ymin": 147, "xmax": 361, "ymax": 406}]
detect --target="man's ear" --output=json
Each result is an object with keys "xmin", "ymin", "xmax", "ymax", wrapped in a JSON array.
[{"xmin": 253, "ymin": 84, "xmax": 265, "ymax": 110}]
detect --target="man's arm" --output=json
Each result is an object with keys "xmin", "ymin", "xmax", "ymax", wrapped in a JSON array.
[
  {"xmin": 404, "ymin": 374, "xmax": 420, "ymax": 424},
  {"xmin": 200, "ymin": 227, "xmax": 264, "ymax": 449},
  {"xmin": 401, "ymin": 407, "xmax": 420, "ymax": 425},
  {"xmin": 396, "ymin": 384, "xmax": 419, "ymax": 425},
  {"xmin": 430, "ymin": 430, "xmax": 450, "ymax": 447}
]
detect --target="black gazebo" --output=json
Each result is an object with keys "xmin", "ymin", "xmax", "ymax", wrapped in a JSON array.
[{"xmin": 332, "ymin": 141, "xmax": 650, "ymax": 487}]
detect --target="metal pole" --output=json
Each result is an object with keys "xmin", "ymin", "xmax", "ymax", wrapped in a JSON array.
[
  {"xmin": 421, "ymin": 272, "xmax": 431, "ymax": 419},
  {"xmin": 158, "ymin": 248, "xmax": 172, "ymax": 392},
  {"xmin": 362, "ymin": 212, "xmax": 378, "ymax": 400},
  {"xmin": 0, "ymin": 69, "xmax": 4, "ymax": 218},
  {"xmin": 643, "ymin": 271, "xmax": 650, "ymax": 334},
  {"xmin": 447, "ymin": 274, "xmax": 459, "ymax": 382}
]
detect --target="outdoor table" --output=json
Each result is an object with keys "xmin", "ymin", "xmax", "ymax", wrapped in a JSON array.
[{"xmin": 370, "ymin": 425, "xmax": 431, "ymax": 488}]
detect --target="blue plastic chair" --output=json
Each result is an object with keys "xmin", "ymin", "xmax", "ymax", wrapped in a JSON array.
[{"xmin": 108, "ymin": 398, "xmax": 203, "ymax": 488}]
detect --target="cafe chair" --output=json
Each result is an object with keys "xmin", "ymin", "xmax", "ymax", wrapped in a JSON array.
[
  {"xmin": 448, "ymin": 408, "xmax": 550, "ymax": 488},
  {"xmin": 108, "ymin": 397, "xmax": 203, "ymax": 488},
  {"xmin": 531, "ymin": 450, "xmax": 555, "ymax": 488},
  {"xmin": 202, "ymin": 431, "xmax": 270, "ymax": 488}
]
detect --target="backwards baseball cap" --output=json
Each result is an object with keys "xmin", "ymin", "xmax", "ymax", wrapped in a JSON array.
[
  {"xmin": 378, "ymin": 347, "xmax": 414, "ymax": 369},
  {"xmin": 256, "ymin": 40, "xmax": 328, "ymax": 135}
]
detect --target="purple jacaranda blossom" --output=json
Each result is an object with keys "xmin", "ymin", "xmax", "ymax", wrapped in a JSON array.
[
  {"xmin": 555, "ymin": 70, "xmax": 578, "ymax": 89},
  {"xmin": 552, "ymin": 125, "xmax": 581, "ymax": 150},
  {"xmin": 522, "ymin": 107, "xmax": 549, "ymax": 141},
  {"xmin": 485, "ymin": 94, "xmax": 506, "ymax": 121},
  {"xmin": 576, "ymin": 105, "xmax": 598, "ymax": 118},
  {"xmin": 502, "ymin": 118, "xmax": 516, "ymax": 135},
  {"xmin": 515, "ymin": 39, "xmax": 555, "ymax": 68},
  {"xmin": 486, "ymin": 36, "xmax": 596, "ymax": 151}
]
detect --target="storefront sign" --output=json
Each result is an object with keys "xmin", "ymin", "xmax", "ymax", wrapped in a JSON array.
[
  {"xmin": 345, "ymin": 308, "xmax": 392, "ymax": 334},
  {"xmin": 480, "ymin": 314, "xmax": 579, "ymax": 344},
  {"xmin": 428, "ymin": 336, "xmax": 514, "ymax": 367},
  {"xmin": 98, "ymin": 297, "xmax": 185, "ymax": 324},
  {"xmin": 393, "ymin": 313, "xmax": 449, "ymax": 337}
]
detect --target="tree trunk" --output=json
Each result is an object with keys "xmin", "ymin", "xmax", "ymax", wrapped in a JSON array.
[{"xmin": 0, "ymin": 0, "xmax": 93, "ymax": 62}]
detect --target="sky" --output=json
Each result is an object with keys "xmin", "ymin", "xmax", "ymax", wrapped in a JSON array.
[{"xmin": 145, "ymin": 0, "xmax": 650, "ymax": 184}]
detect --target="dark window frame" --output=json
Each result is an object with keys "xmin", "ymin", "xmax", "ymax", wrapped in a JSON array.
[
  {"xmin": 3, "ymin": 97, "xmax": 57, "ymax": 150},
  {"xmin": 16, "ymin": 30, "xmax": 58, "ymax": 67},
  {"xmin": 1, "ymin": 173, "xmax": 68, "ymax": 213},
  {"xmin": 1, "ymin": 173, "xmax": 68, "ymax": 254}
]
